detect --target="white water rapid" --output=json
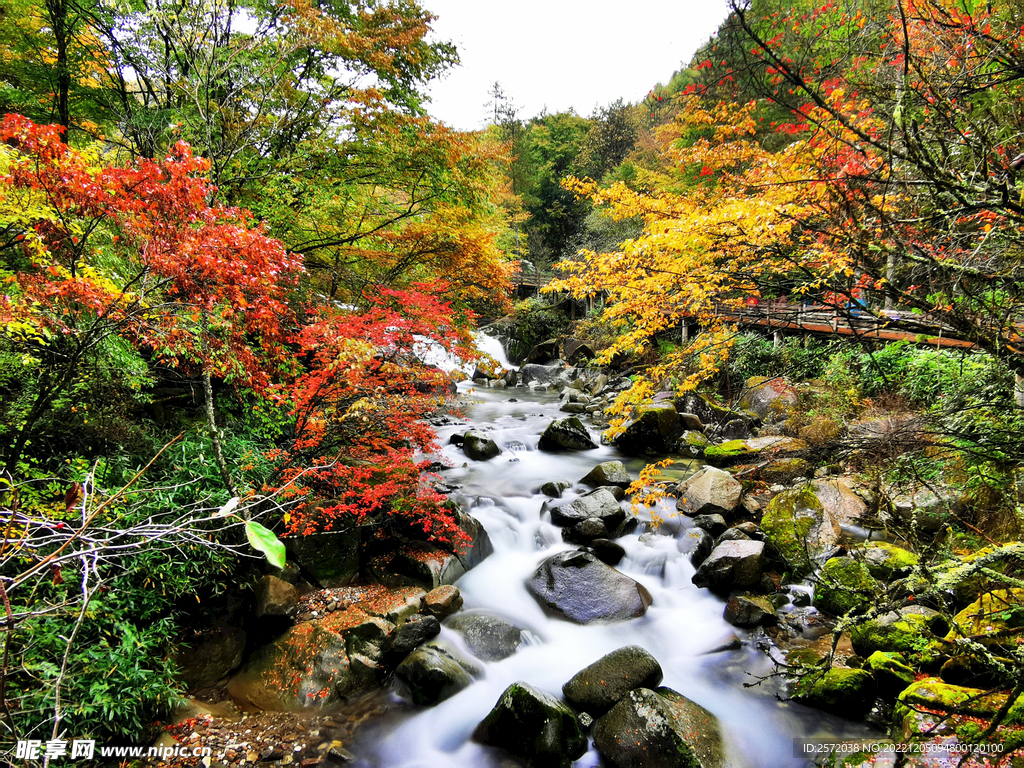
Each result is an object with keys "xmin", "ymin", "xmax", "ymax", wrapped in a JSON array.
[{"xmin": 353, "ymin": 346, "xmax": 874, "ymax": 767}]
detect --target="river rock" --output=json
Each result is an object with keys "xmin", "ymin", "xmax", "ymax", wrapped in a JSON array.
[
  {"xmin": 612, "ymin": 402, "xmax": 684, "ymax": 455},
  {"xmin": 704, "ymin": 436, "xmax": 808, "ymax": 466},
  {"xmin": 692, "ymin": 514, "xmax": 727, "ymax": 536},
  {"xmin": 538, "ymin": 417, "xmax": 598, "ymax": 451},
  {"xmin": 395, "ymin": 639, "xmax": 479, "ymax": 705},
  {"xmin": 588, "ymin": 538, "xmax": 626, "ymax": 566},
  {"xmin": 793, "ymin": 668, "xmax": 876, "ymax": 718},
  {"xmin": 255, "ymin": 575, "xmax": 298, "ymax": 619},
  {"xmin": 809, "ymin": 478, "xmax": 867, "ymax": 527},
  {"xmin": 561, "ymin": 517, "xmax": 610, "ymax": 543},
  {"xmin": 226, "ymin": 588, "xmax": 424, "ymax": 709},
  {"xmin": 691, "ymin": 540, "xmax": 765, "ymax": 592},
  {"xmin": 580, "ymin": 461, "xmax": 633, "ymax": 489},
  {"xmin": 724, "ymin": 595, "xmax": 777, "ymax": 628},
  {"xmin": 676, "ymin": 466, "xmax": 743, "ymax": 517},
  {"xmin": 447, "ymin": 611, "xmax": 525, "ymax": 662},
  {"xmin": 174, "ymin": 624, "xmax": 246, "ymax": 690},
  {"xmin": 474, "ymin": 682, "xmax": 587, "ymax": 767},
  {"xmin": 388, "ymin": 614, "xmax": 441, "ymax": 656},
  {"xmin": 593, "ymin": 687, "xmax": 728, "ymax": 768},
  {"xmin": 540, "ymin": 480, "xmax": 571, "ymax": 498},
  {"xmin": 422, "ymin": 585, "xmax": 463, "ymax": 617},
  {"xmin": 562, "ymin": 645, "xmax": 664, "ymax": 716},
  {"xmin": 285, "ymin": 527, "xmax": 363, "ymax": 588},
  {"xmin": 527, "ymin": 550, "xmax": 653, "ymax": 624},
  {"xmin": 548, "ymin": 488, "xmax": 625, "ymax": 529},
  {"xmin": 462, "ymin": 431, "xmax": 501, "ymax": 461},
  {"xmin": 676, "ymin": 392, "xmax": 738, "ymax": 428},
  {"xmin": 760, "ymin": 485, "xmax": 841, "ymax": 577},
  {"xmin": 521, "ymin": 363, "xmax": 563, "ymax": 386},
  {"xmin": 813, "ymin": 557, "xmax": 878, "ymax": 616}
]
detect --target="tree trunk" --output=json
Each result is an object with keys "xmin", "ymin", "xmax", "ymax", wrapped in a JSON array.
[{"xmin": 202, "ymin": 367, "xmax": 237, "ymax": 497}]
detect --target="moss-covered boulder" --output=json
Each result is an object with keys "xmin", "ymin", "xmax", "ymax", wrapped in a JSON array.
[
  {"xmin": 562, "ymin": 645, "xmax": 664, "ymax": 717},
  {"xmin": 793, "ymin": 668, "xmax": 875, "ymax": 718},
  {"xmin": 760, "ymin": 485, "xmax": 841, "ymax": 577},
  {"xmin": 862, "ymin": 542, "xmax": 919, "ymax": 580},
  {"xmin": 612, "ymin": 402, "xmax": 684, "ymax": 456},
  {"xmin": 593, "ymin": 687, "xmax": 728, "ymax": 768},
  {"xmin": 462, "ymin": 431, "xmax": 501, "ymax": 461},
  {"xmin": 895, "ymin": 678, "xmax": 1024, "ymax": 737},
  {"xmin": 704, "ymin": 436, "xmax": 808, "ymax": 467},
  {"xmin": 474, "ymin": 682, "xmax": 587, "ymax": 768},
  {"xmin": 538, "ymin": 417, "xmax": 598, "ymax": 451},
  {"xmin": 738, "ymin": 376, "xmax": 799, "ymax": 422},
  {"xmin": 944, "ymin": 588, "xmax": 1024, "ymax": 651},
  {"xmin": 759, "ymin": 458, "xmax": 811, "ymax": 484},
  {"xmin": 675, "ymin": 392, "xmax": 737, "ymax": 427},
  {"xmin": 814, "ymin": 557, "xmax": 878, "ymax": 617},
  {"xmin": 849, "ymin": 608, "xmax": 940, "ymax": 657},
  {"xmin": 864, "ymin": 651, "xmax": 916, "ymax": 698},
  {"xmin": 678, "ymin": 430, "xmax": 710, "ymax": 457}
]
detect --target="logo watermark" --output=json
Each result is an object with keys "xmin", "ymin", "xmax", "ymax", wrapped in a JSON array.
[{"xmin": 14, "ymin": 739, "xmax": 212, "ymax": 761}]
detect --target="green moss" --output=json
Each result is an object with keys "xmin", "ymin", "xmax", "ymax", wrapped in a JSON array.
[
  {"xmin": 814, "ymin": 557, "xmax": 878, "ymax": 617},
  {"xmin": 793, "ymin": 668, "xmax": 875, "ymax": 717},
  {"xmin": 850, "ymin": 613, "xmax": 934, "ymax": 657},
  {"xmin": 862, "ymin": 542, "xmax": 919, "ymax": 580},
  {"xmin": 761, "ymin": 486, "xmax": 824, "ymax": 576},
  {"xmin": 704, "ymin": 439, "xmax": 753, "ymax": 461},
  {"xmin": 864, "ymin": 651, "xmax": 915, "ymax": 698},
  {"xmin": 944, "ymin": 589, "xmax": 1024, "ymax": 650},
  {"xmin": 786, "ymin": 648, "xmax": 824, "ymax": 668}
]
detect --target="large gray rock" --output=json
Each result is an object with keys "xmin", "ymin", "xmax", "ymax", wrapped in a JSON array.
[
  {"xmin": 395, "ymin": 639, "xmax": 479, "ymax": 705},
  {"xmin": 580, "ymin": 461, "xmax": 633, "ymax": 489},
  {"xmin": 474, "ymin": 682, "xmax": 587, "ymax": 768},
  {"xmin": 612, "ymin": 402, "xmax": 684, "ymax": 455},
  {"xmin": 462, "ymin": 431, "xmax": 501, "ymax": 461},
  {"xmin": 538, "ymin": 417, "xmax": 598, "ymax": 451},
  {"xmin": 388, "ymin": 614, "xmax": 441, "ymax": 656},
  {"xmin": 593, "ymin": 687, "xmax": 729, "ymax": 768},
  {"xmin": 738, "ymin": 376, "xmax": 798, "ymax": 422},
  {"xmin": 810, "ymin": 478, "xmax": 867, "ymax": 527},
  {"xmin": 562, "ymin": 645, "xmax": 663, "ymax": 716},
  {"xmin": 676, "ymin": 467, "xmax": 743, "ymax": 517},
  {"xmin": 724, "ymin": 595, "xmax": 777, "ymax": 628},
  {"xmin": 548, "ymin": 488, "xmax": 625, "ymax": 529},
  {"xmin": 691, "ymin": 540, "xmax": 765, "ymax": 593},
  {"xmin": 447, "ymin": 612, "xmax": 525, "ymax": 662},
  {"xmin": 521, "ymin": 363, "xmax": 563, "ymax": 386},
  {"xmin": 527, "ymin": 551, "xmax": 653, "ymax": 624}
]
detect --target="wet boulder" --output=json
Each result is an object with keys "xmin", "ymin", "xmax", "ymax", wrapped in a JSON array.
[
  {"xmin": 813, "ymin": 557, "xmax": 878, "ymax": 617},
  {"xmin": 678, "ymin": 528, "xmax": 714, "ymax": 569},
  {"xmin": 474, "ymin": 682, "xmax": 587, "ymax": 768},
  {"xmin": 588, "ymin": 539, "xmax": 626, "ymax": 566},
  {"xmin": 562, "ymin": 645, "xmax": 663, "ymax": 716},
  {"xmin": 447, "ymin": 612, "xmax": 525, "ymax": 662},
  {"xmin": 676, "ymin": 467, "xmax": 743, "ymax": 517},
  {"xmin": 561, "ymin": 517, "xmax": 610, "ymax": 544},
  {"xmin": 538, "ymin": 417, "xmax": 598, "ymax": 451},
  {"xmin": 548, "ymin": 488, "xmax": 625, "ymax": 530},
  {"xmin": 793, "ymin": 668, "xmax": 876, "ymax": 718},
  {"xmin": 760, "ymin": 485, "xmax": 841, "ymax": 577},
  {"xmin": 540, "ymin": 480, "xmax": 572, "ymax": 498},
  {"xmin": 388, "ymin": 614, "xmax": 441, "ymax": 656},
  {"xmin": 255, "ymin": 575, "xmax": 298, "ymax": 619},
  {"xmin": 527, "ymin": 551, "xmax": 652, "ymax": 624},
  {"xmin": 422, "ymin": 585, "xmax": 463, "ymax": 618},
  {"xmin": 612, "ymin": 402, "xmax": 684, "ymax": 455},
  {"xmin": 692, "ymin": 514, "xmax": 727, "ymax": 537},
  {"xmin": 580, "ymin": 461, "xmax": 633, "ymax": 489},
  {"xmin": 462, "ymin": 431, "xmax": 501, "ymax": 461},
  {"xmin": 724, "ymin": 595, "xmax": 777, "ymax": 628},
  {"xmin": 395, "ymin": 639, "xmax": 479, "ymax": 705},
  {"xmin": 691, "ymin": 540, "xmax": 764, "ymax": 593},
  {"xmin": 593, "ymin": 687, "xmax": 728, "ymax": 768}
]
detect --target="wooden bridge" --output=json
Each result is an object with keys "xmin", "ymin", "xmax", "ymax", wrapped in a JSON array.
[{"xmin": 701, "ymin": 299, "xmax": 977, "ymax": 350}]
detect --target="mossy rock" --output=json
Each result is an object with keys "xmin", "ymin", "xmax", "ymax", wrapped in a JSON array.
[
  {"xmin": 850, "ymin": 611, "xmax": 937, "ymax": 658},
  {"xmin": 760, "ymin": 485, "xmax": 839, "ymax": 577},
  {"xmin": 814, "ymin": 557, "xmax": 878, "ymax": 617},
  {"xmin": 944, "ymin": 588, "xmax": 1024, "ymax": 651},
  {"xmin": 793, "ymin": 668, "xmax": 875, "ymax": 718},
  {"xmin": 864, "ymin": 651, "xmax": 915, "ymax": 698},
  {"xmin": 896, "ymin": 678, "xmax": 1024, "ymax": 731},
  {"xmin": 786, "ymin": 648, "xmax": 824, "ymax": 669},
  {"xmin": 862, "ymin": 542, "xmax": 919, "ymax": 580},
  {"xmin": 759, "ymin": 458, "xmax": 811, "ymax": 484}
]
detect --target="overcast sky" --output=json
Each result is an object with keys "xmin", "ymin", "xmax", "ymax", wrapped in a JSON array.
[{"xmin": 423, "ymin": 0, "xmax": 732, "ymax": 130}]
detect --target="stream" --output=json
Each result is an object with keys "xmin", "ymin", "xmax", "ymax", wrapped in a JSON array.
[{"xmin": 352, "ymin": 349, "xmax": 878, "ymax": 767}]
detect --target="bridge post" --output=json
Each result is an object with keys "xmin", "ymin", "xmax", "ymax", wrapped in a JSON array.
[
  {"xmin": 1016, "ymin": 373, "xmax": 1024, "ymax": 408},
  {"xmin": 681, "ymin": 321, "xmax": 689, "ymax": 342},
  {"xmin": 773, "ymin": 330, "xmax": 782, "ymax": 348}
]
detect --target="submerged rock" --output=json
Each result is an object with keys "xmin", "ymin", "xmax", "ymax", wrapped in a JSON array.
[
  {"xmin": 446, "ymin": 612, "xmax": 525, "ymax": 662},
  {"xmin": 474, "ymin": 682, "xmax": 587, "ymax": 768},
  {"xmin": 593, "ymin": 687, "xmax": 729, "ymax": 768},
  {"xmin": 527, "ymin": 550, "xmax": 652, "ymax": 624},
  {"xmin": 562, "ymin": 645, "xmax": 664, "ymax": 716},
  {"xmin": 395, "ymin": 639, "xmax": 479, "ymax": 705}
]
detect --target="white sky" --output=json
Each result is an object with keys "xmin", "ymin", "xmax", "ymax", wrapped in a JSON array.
[{"xmin": 423, "ymin": 0, "xmax": 731, "ymax": 130}]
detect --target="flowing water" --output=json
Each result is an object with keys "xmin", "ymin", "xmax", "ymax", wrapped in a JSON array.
[{"xmin": 354, "ymin": 365, "xmax": 877, "ymax": 767}]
